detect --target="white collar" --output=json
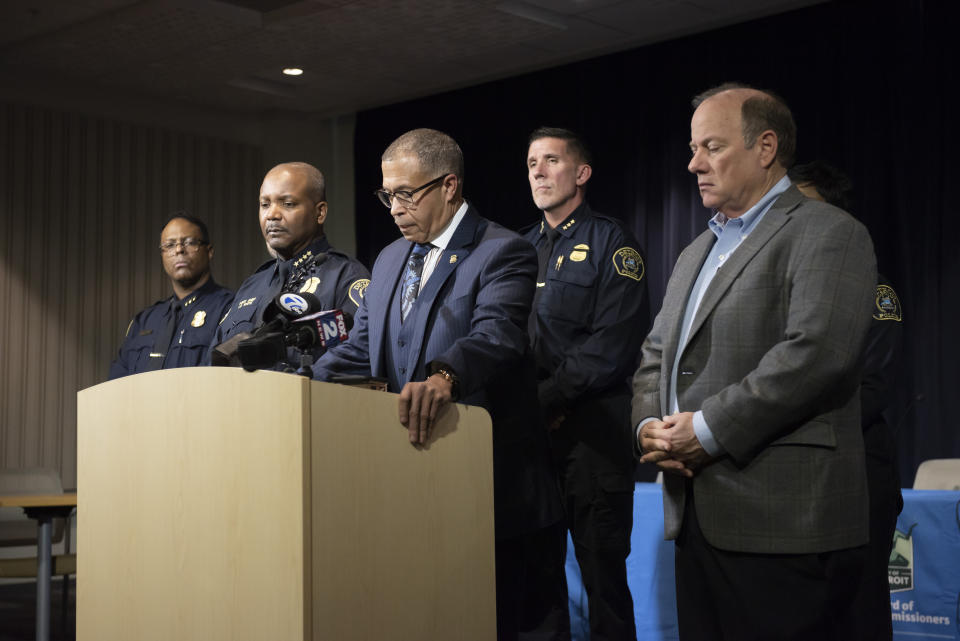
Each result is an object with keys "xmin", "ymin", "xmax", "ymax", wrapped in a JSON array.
[{"xmin": 428, "ymin": 201, "xmax": 468, "ymax": 250}]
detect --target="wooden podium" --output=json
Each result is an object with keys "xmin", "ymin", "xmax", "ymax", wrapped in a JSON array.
[{"xmin": 76, "ymin": 368, "xmax": 496, "ymax": 641}]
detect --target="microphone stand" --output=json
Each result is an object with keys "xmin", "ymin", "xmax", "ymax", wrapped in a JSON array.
[{"xmin": 295, "ymin": 350, "xmax": 314, "ymax": 378}]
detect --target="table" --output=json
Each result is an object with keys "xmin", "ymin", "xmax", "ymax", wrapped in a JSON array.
[
  {"xmin": 566, "ymin": 485, "xmax": 960, "ymax": 641},
  {"xmin": 890, "ymin": 489, "xmax": 960, "ymax": 640},
  {"xmin": 0, "ymin": 493, "xmax": 77, "ymax": 641}
]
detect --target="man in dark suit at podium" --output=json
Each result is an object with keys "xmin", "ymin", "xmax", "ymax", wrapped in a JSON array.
[{"xmin": 312, "ymin": 128, "xmax": 564, "ymax": 640}]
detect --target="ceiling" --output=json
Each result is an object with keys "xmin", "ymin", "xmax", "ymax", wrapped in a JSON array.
[{"xmin": 0, "ymin": 0, "xmax": 822, "ymax": 117}]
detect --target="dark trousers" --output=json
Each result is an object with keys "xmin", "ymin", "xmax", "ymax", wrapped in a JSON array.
[
  {"xmin": 496, "ymin": 520, "xmax": 571, "ymax": 641},
  {"xmin": 848, "ymin": 427, "xmax": 903, "ymax": 641},
  {"xmin": 675, "ymin": 492, "xmax": 867, "ymax": 641},
  {"xmin": 552, "ymin": 395, "xmax": 637, "ymax": 641}
]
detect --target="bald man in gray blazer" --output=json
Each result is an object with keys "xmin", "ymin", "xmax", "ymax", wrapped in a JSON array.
[{"xmin": 634, "ymin": 83, "xmax": 877, "ymax": 641}]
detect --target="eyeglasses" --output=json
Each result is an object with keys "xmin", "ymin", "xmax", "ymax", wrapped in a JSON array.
[
  {"xmin": 159, "ymin": 238, "xmax": 207, "ymax": 254},
  {"xmin": 374, "ymin": 175, "xmax": 447, "ymax": 209}
]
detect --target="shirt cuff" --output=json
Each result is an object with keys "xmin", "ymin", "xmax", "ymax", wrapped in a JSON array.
[
  {"xmin": 636, "ymin": 417, "xmax": 658, "ymax": 437},
  {"xmin": 692, "ymin": 410, "xmax": 725, "ymax": 457},
  {"xmin": 635, "ymin": 417, "xmax": 658, "ymax": 453}
]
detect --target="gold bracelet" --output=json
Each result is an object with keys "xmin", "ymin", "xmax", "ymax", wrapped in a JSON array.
[{"xmin": 433, "ymin": 368, "xmax": 459, "ymax": 400}]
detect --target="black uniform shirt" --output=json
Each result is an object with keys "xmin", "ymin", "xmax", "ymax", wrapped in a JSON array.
[
  {"xmin": 522, "ymin": 202, "xmax": 650, "ymax": 414},
  {"xmin": 861, "ymin": 275, "xmax": 903, "ymax": 463},
  {"xmin": 108, "ymin": 278, "xmax": 234, "ymax": 380},
  {"xmin": 212, "ymin": 236, "xmax": 369, "ymax": 368}
]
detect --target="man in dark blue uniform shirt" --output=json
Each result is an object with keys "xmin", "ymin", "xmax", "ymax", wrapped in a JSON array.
[
  {"xmin": 108, "ymin": 213, "xmax": 234, "ymax": 379},
  {"xmin": 211, "ymin": 162, "xmax": 369, "ymax": 370},
  {"xmin": 523, "ymin": 127, "xmax": 650, "ymax": 641}
]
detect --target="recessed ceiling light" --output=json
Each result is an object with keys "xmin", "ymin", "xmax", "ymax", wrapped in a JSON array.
[{"xmin": 282, "ymin": 67, "xmax": 304, "ymax": 76}]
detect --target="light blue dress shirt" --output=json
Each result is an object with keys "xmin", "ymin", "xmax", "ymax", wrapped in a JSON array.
[
  {"xmin": 638, "ymin": 175, "xmax": 792, "ymax": 457},
  {"xmin": 680, "ymin": 175, "xmax": 792, "ymax": 455}
]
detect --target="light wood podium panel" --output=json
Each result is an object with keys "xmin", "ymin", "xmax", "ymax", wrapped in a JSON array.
[{"xmin": 77, "ymin": 368, "xmax": 496, "ymax": 641}]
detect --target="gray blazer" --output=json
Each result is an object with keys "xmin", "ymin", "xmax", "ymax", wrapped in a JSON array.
[{"xmin": 632, "ymin": 186, "xmax": 876, "ymax": 554}]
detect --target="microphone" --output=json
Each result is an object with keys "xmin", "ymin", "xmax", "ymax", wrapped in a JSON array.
[
  {"xmin": 290, "ymin": 309, "xmax": 349, "ymax": 350},
  {"xmin": 274, "ymin": 291, "xmax": 355, "ymax": 332},
  {"xmin": 274, "ymin": 291, "xmax": 324, "ymax": 318},
  {"xmin": 210, "ymin": 331, "xmax": 253, "ymax": 367},
  {"xmin": 236, "ymin": 307, "xmax": 348, "ymax": 371},
  {"xmin": 237, "ymin": 332, "xmax": 287, "ymax": 372},
  {"xmin": 212, "ymin": 293, "xmax": 304, "ymax": 368}
]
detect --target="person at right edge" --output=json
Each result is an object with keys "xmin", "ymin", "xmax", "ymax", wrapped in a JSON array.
[
  {"xmin": 634, "ymin": 83, "xmax": 877, "ymax": 641},
  {"xmin": 791, "ymin": 160, "xmax": 904, "ymax": 641},
  {"xmin": 523, "ymin": 127, "xmax": 649, "ymax": 641}
]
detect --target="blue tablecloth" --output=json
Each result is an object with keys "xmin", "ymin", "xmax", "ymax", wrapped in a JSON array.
[
  {"xmin": 565, "ymin": 485, "xmax": 960, "ymax": 641},
  {"xmin": 566, "ymin": 483, "xmax": 678, "ymax": 641},
  {"xmin": 890, "ymin": 489, "xmax": 960, "ymax": 640}
]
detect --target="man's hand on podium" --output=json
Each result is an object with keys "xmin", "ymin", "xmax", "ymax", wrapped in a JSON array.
[{"xmin": 399, "ymin": 374, "xmax": 453, "ymax": 445}]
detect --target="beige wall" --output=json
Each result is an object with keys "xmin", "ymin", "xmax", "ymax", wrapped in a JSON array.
[{"xmin": 0, "ymin": 100, "xmax": 358, "ymax": 487}]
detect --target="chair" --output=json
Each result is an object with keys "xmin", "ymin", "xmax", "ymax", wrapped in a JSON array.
[{"xmin": 913, "ymin": 459, "xmax": 960, "ymax": 490}]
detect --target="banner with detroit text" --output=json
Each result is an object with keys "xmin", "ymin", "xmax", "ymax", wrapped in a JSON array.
[{"xmin": 890, "ymin": 489, "xmax": 960, "ymax": 640}]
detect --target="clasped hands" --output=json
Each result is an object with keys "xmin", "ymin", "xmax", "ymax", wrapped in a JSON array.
[{"xmin": 638, "ymin": 411, "xmax": 712, "ymax": 478}]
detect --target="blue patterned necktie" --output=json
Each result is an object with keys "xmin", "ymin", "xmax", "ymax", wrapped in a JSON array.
[{"xmin": 400, "ymin": 243, "xmax": 431, "ymax": 322}]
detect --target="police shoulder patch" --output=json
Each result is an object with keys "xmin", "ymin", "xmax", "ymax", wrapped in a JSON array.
[
  {"xmin": 612, "ymin": 247, "xmax": 644, "ymax": 281},
  {"xmin": 874, "ymin": 284, "xmax": 902, "ymax": 321},
  {"xmin": 349, "ymin": 279, "xmax": 370, "ymax": 306}
]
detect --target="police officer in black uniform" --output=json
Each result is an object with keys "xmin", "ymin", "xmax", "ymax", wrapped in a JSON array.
[
  {"xmin": 792, "ymin": 160, "xmax": 904, "ymax": 641},
  {"xmin": 523, "ymin": 128, "xmax": 650, "ymax": 641},
  {"xmin": 212, "ymin": 162, "xmax": 369, "ymax": 370},
  {"xmin": 108, "ymin": 213, "xmax": 234, "ymax": 379}
]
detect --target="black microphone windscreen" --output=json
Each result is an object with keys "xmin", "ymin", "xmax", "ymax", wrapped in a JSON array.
[
  {"xmin": 275, "ymin": 291, "xmax": 323, "ymax": 318},
  {"xmin": 237, "ymin": 332, "xmax": 287, "ymax": 372},
  {"xmin": 210, "ymin": 332, "xmax": 253, "ymax": 367}
]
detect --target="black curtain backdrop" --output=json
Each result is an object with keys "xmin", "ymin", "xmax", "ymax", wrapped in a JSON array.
[{"xmin": 353, "ymin": 0, "xmax": 959, "ymax": 485}]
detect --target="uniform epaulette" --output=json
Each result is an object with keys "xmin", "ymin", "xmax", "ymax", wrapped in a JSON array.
[
  {"xmin": 146, "ymin": 296, "xmax": 172, "ymax": 309},
  {"xmin": 325, "ymin": 248, "xmax": 354, "ymax": 262},
  {"xmin": 592, "ymin": 213, "xmax": 632, "ymax": 232},
  {"xmin": 252, "ymin": 258, "xmax": 277, "ymax": 274}
]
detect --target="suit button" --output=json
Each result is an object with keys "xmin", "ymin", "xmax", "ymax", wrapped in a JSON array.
[
  {"xmin": 398, "ymin": 339, "xmax": 405, "ymax": 347},
  {"xmin": 400, "ymin": 367, "xmax": 406, "ymax": 374}
]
